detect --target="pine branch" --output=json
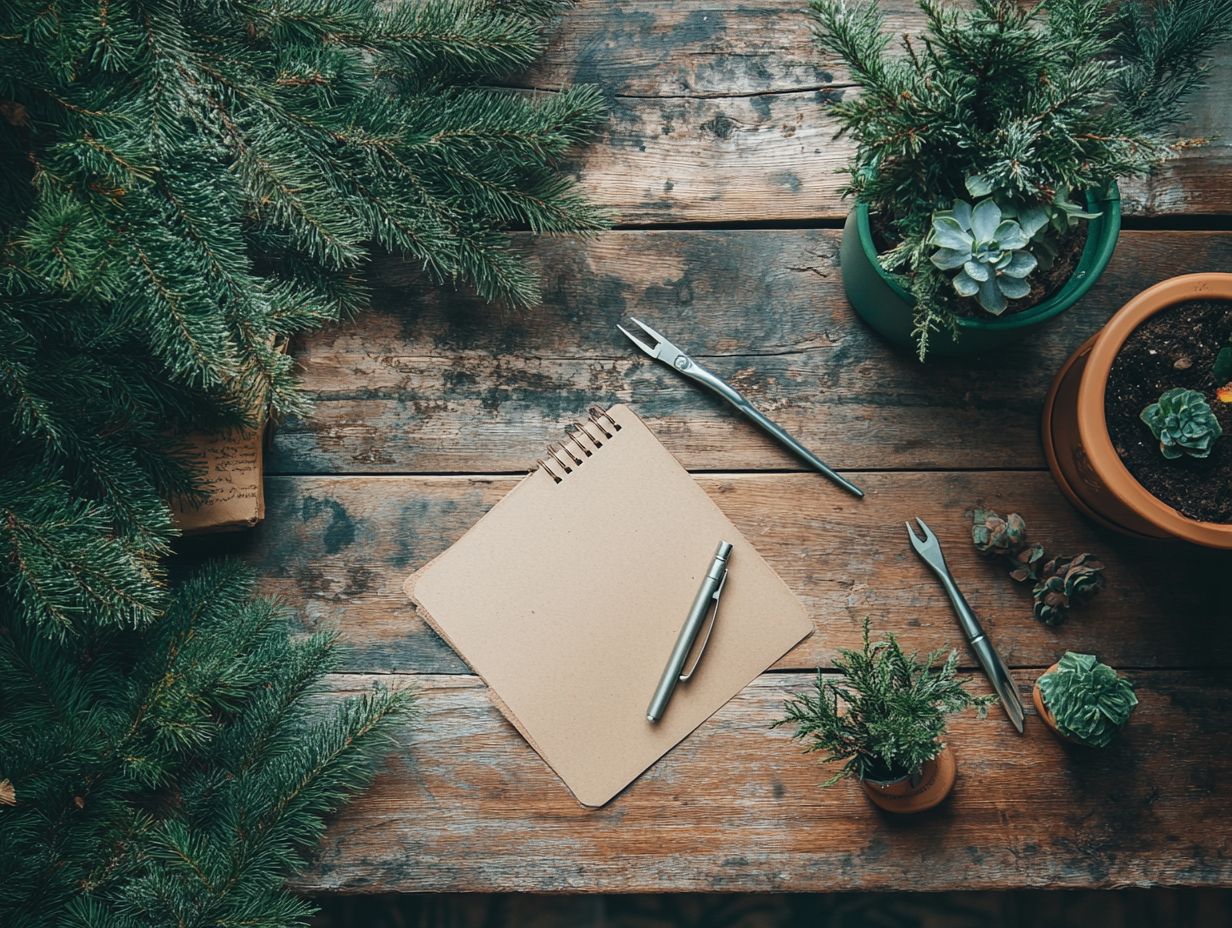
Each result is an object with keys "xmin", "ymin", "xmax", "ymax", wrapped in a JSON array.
[
  {"xmin": 1, "ymin": 564, "xmax": 415, "ymax": 928},
  {"xmin": 0, "ymin": 0, "xmax": 605, "ymax": 636},
  {"xmin": 1112, "ymin": 0, "xmax": 1232, "ymax": 135}
]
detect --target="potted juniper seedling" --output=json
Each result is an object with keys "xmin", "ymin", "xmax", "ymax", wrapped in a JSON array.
[
  {"xmin": 774, "ymin": 620, "xmax": 993, "ymax": 813},
  {"xmin": 809, "ymin": 0, "xmax": 1232, "ymax": 359},
  {"xmin": 1043, "ymin": 274, "xmax": 1232, "ymax": 548},
  {"xmin": 1033, "ymin": 652, "xmax": 1138, "ymax": 748}
]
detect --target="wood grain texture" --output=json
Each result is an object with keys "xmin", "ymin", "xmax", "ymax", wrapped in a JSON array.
[
  {"xmin": 508, "ymin": 1, "xmax": 1232, "ymax": 221},
  {"xmin": 564, "ymin": 94, "xmax": 1232, "ymax": 223},
  {"xmin": 271, "ymin": 230, "xmax": 1232, "ymax": 475},
  {"xmin": 298, "ymin": 670, "xmax": 1232, "ymax": 892},
  {"xmin": 241, "ymin": 2, "xmax": 1232, "ymax": 894},
  {"xmin": 225, "ymin": 472, "xmax": 1232, "ymax": 675}
]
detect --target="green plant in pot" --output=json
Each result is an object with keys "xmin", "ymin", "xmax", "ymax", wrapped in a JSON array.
[
  {"xmin": 811, "ymin": 0, "xmax": 1232, "ymax": 359},
  {"xmin": 1034, "ymin": 652, "xmax": 1138, "ymax": 747},
  {"xmin": 774, "ymin": 620, "xmax": 993, "ymax": 813},
  {"xmin": 1141, "ymin": 387, "xmax": 1224, "ymax": 460}
]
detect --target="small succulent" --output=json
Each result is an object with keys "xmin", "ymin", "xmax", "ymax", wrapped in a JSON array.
[
  {"xmin": 1031, "ymin": 187, "xmax": 1101, "ymax": 269},
  {"xmin": 1032, "ymin": 553, "xmax": 1106, "ymax": 626},
  {"xmin": 1037, "ymin": 652, "xmax": 1137, "ymax": 748},
  {"xmin": 929, "ymin": 198, "xmax": 1044, "ymax": 315},
  {"xmin": 1140, "ymin": 387, "xmax": 1223, "ymax": 460},
  {"xmin": 971, "ymin": 508, "xmax": 1044, "ymax": 582},
  {"xmin": 971, "ymin": 509, "xmax": 1026, "ymax": 556}
]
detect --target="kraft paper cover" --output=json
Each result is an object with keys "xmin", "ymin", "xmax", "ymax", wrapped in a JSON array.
[{"xmin": 404, "ymin": 404, "xmax": 812, "ymax": 807}]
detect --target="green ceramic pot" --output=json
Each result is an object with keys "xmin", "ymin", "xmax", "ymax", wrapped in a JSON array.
[{"xmin": 839, "ymin": 185, "xmax": 1121, "ymax": 357}]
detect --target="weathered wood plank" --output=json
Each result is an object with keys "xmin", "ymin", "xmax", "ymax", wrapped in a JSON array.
[
  {"xmin": 564, "ymin": 93, "xmax": 1232, "ymax": 223},
  {"xmin": 227, "ymin": 472, "xmax": 1232, "ymax": 675},
  {"xmin": 524, "ymin": 0, "xmax": 836, "ymax": 96},
  {"xmin": 525, "ymin": 0, "xmax": 1232, "ymax": 104},
  {"xmin": 509, "ymin": 1, "xmax": 1232, "ymax": 221},
  {"xmin": 298, "ymin": 670, "xmax": 1232, "ymax": 892},
  {"xmin": 272, "ymin": 230, "xmax": 1232, "ymax": 475}
]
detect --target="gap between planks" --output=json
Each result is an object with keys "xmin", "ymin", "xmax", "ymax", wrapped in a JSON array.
[{"xmin": 264, "ymin": 467, "xmax": 1053, "ymax": 478}]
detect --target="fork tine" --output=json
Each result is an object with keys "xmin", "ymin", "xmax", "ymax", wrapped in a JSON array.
[
  {"xmin": 616, "ymin": 322, "xmax": 657, "ymax": 357},
  {"xmin": 629, "ymin": 316, "xmax": 666, "ymax": 344},
  {"xmin": 905, "ymin": 520, "xmax": 920, "ymax": 543},
  {"xmin": 914, "ymin": 517, "xmax": 935, "ymax": 544}
]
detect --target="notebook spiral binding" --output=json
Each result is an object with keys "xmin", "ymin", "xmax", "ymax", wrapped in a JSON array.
[{"xmin": 534, "ymin": 405, "xmax": 622, "ymax": 483}]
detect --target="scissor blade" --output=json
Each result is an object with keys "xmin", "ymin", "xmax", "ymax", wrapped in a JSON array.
[{"xmin": 971, "ymin": 635, "xmax": 1026, "ymax": 733}]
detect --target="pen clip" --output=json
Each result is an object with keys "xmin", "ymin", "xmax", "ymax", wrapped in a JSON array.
[{"xmin": 678, "ymin": 567, "xmax": 726, "ymax": 682}]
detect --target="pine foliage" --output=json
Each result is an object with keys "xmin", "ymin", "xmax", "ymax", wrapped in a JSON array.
[
  {"xmin": 0, "ymin": 0, "xmax": 607, "ymax": 636},
  {"xmin": 0, "ymin": 561, "xmax": 414, "ymax": 928},
  {"xmin": 809, "ymin": 0, "xmax": 1232, "ymax": 358},
  {"xmin": 0, "ymin": 4, "xmax": 591, "ymax": 922}
]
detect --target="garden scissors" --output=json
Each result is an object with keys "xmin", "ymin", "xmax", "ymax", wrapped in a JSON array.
[{"xmin": 617, "ymin": 318, "xmax": 864, "ymax": 498}]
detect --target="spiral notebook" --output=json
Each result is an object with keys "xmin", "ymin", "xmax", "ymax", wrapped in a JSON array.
[{"xmin": 404, "ymin": 404, "xmax": 812, "ymax": 807}]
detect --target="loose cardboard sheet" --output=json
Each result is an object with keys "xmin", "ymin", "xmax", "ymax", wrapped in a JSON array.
[{"xmin": 404, "ymin": 404, "xmax": 812, "ymax": 807}]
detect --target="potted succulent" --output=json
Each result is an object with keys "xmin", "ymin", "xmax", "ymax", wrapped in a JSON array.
[
  {"xmin": 1033, "ymin": 652, "xmax": 1138, "ymax": 747},
  {"xmin": 1043, "ymin": 274, "xmax": 1232, "ymax": 548},
  {"xmin": 774, "ymin": 620, "xmax": 993, "ymax": 813},
  {"xmin": 809, "ymin": 0, "xmax": 1231, "ymax": 359}
]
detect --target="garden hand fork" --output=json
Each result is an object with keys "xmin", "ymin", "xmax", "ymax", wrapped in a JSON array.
[{"xmin": 906, "ymin": 517, "xmax": 1026, "ymax": 733}]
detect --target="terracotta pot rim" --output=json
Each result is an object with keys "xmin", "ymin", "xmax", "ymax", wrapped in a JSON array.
[
  {"xmin": 1041, "ymin": 334, "xmax": 1160, "ymax": 538},
  {"xmin": 1077, "ymin": 273, "xmax": 1232, "ymax": 547},
  {"xmin": 859, "ymin": 747, "xmax": 956, "ymax": 813},
  {"xmin": 1032, "ymin": 671, "xmax": 1068, "ymax": 742}
]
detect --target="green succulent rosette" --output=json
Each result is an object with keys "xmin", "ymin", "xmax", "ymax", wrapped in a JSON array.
[
  {"xmin": 1037, "ymin": 652, "xmax": 1137, "ymax": 747},
  {"xmin": 1140, "ymin": 387, "xmax": 1223, "ymax": 460}
]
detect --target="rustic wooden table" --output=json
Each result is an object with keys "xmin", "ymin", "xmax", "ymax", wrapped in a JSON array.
[{"xmin": 236, "ymin": 2, "xmax": 1232, "ymax": 894}]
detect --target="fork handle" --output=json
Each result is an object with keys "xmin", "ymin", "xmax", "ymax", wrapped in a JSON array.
[
  {"xmin": 678, "ymin": 358, "xmax": 865, "ymax": 498},
  {"xmin": 932, "ymin": 568, "xmax": 986, "ymax": 643}
]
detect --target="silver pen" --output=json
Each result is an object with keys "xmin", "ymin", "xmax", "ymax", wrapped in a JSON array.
[
  {"xmin": 647, "ymin": 541, "xmax": 732, "ymax": 723},
  {"xmin": 618, "ymin": 318, "xmax": 864, "ymax": 499}
]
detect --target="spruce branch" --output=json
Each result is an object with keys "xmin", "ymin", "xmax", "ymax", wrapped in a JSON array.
[
  {"xmin": 1, "ymin": 563, "xmax": 416, "ymax": 928},
  {"xmin": 1112, "ymin": 0, "xmax": 1232, "ymax": 135},
  {"xmin": 0, "ymin": 0, "xmax": 605, "ymax": 636}
]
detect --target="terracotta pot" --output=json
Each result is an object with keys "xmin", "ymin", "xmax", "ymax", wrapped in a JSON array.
[
  {"xmin": 1032, "ymin": 663, "xmax": 1080, "ymax": 745},
  {"xmin": 1042, "ymin": 273, "xmax": 1232, "ymax": 548},
  {"xmin": 859, "ymin": 746, "xmax": 956, "ymax": 813}
]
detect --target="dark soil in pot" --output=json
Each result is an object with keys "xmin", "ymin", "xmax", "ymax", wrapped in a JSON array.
[
  {"xmin": 1105, "ymin": 300, "xmax": 1232, "ymax": 523},
  {"xmin": 869, "ymin": 215, "xmax": 1087, "ymax": 318}
]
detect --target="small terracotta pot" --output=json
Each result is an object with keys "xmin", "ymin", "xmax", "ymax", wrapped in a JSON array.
[
  {"xmin": 859, "ymin": 746, "xmax": 956, "ymax": 813},
  {"xmin": 1032, "ymin": 663, "xmax": 1081, "ymax": 745},
  {"xmin": 1042, "ymin": 273, "xmax": 1232, "ymax": 548}
]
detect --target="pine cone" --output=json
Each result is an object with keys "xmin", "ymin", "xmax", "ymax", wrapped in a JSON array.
[{"xmin": 1032, "ymin": 553, "xmax": 1106, "ymax": 625}]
